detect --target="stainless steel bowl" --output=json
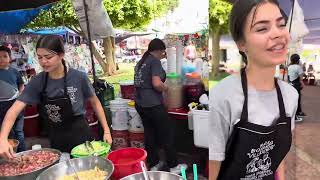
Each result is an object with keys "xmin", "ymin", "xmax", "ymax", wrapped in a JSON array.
[
  {"xmin": 36, "ymin": 156, "xmax": 114, "ymax": 180},
  {"xmin": 120, "ymin": 171, "xmax": 183, "ymax": 180},
  {"xmin": 0, "ymin": 148, "xmax": 61, "ymax": 180}
]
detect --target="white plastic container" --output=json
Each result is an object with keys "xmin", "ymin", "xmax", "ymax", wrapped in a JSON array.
[
  {"xmin": 188, "ymin": 111, "xmax": 193, "ymax": 130},
  {"xmin": 176, "ymin": 41, "xmax": 183, "ymax": 75},
  {"xmin": 167, "ymin": 47, "xmax": 177, "ymax": 73},
  {"xmin": 110, "ymin": 98, "xmax": 130, "ymax": 130},
  {"xmin": 192, "ymin": 109, "xmax": 210, "ymax": 148},
  {"xmin": 32, "ymin": 144, "xmax": 42, "ymax": 150},
  {"xmin": 128, "ymin": 106, "xmax": 144, "ymax": 133}
]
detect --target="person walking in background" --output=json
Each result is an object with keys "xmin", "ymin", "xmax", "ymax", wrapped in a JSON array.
[
  {"xmin": 209, "ymin": 1, "xmax": 298, "ymax": 179},
  {"xmin": 307, "ymin": 64, "xmax": 315, "ymax": 79},
  {"xmin": 0, "ymin": 45, "xmax": 26, "ymax": 152},
  {"xmin": 134, "ymin": 38, "xmax": 187, "ymax": 174},
  {"xmin": 184, "ymin": 40, "xmax": 197, "ymax": 61},
  {"xmin": 288, "ymin": 54, "xmax": 306, "ymax": 122}
]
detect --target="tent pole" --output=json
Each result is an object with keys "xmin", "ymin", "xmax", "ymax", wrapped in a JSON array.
[
  {"xmin": 82, "ymin": 0, "xmax": 97, "ymax": 89},
  {"xmin": 284, "ymin": 0, "xmax": 296, "ymax": 81},
  {"xmin": 288, "ymin": 0, "xmax": 295, "ymax": 33}
]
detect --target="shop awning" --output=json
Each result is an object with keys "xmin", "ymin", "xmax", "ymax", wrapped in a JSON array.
[
  {"xmin": 0, "ymin": 0, "xmax": 59, "ymax": 12},
  {"xmin": 0, "ymin": 0, "xmax": 59, "ymax": 34}
]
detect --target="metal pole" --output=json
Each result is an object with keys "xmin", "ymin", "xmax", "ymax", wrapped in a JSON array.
[
  {"xmin": 82, "ymin": 0, "xmax": 97, "ymax": 89},
  {"xmin": 283, "ymin": 0, "xmax": 296, "ymax": 81},
  {"xmin": 288, "ymin": 0, "xmax": 296, "ymax": 33}
]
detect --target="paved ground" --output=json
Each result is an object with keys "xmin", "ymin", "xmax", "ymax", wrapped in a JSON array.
[{"xmin": 285, "ymin": 85, "xmax": 320, "ymax": 179}]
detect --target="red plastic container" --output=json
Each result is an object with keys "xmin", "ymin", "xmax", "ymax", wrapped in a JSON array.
[
  {"xmin": 120, "ymin": 81, "xmax": 135, "ymax": 100},
  {"xmin": 112, "ymin": 130, "xmax": 129, "ymax": 150},
  {"xmin": 107, "ymin": 148, "xmax": 147, "ymax": 180},
  {"xmin": 184, "ymin": 73, "xmax": 204, "ymax": 106},
  {"xmin": 129, "ymin": 131, "xmax": 144, "ymax": 149},
  {"xmin": 23, "ymin": 105, "xmax": 40, "ymax": 137}
]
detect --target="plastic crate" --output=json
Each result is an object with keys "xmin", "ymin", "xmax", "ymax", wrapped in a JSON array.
[{"xmin": 192, "ymin": 109, "xmax": 210, "ymax": 148}]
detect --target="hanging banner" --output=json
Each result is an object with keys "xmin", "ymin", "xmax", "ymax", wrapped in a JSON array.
[
  {"xmin": 287, "ymin": 0, "xmax": 309, "ymax": 43},
  {"xmin": 72, "ymin": 0, "xmax": 115, "ymax": 40}
]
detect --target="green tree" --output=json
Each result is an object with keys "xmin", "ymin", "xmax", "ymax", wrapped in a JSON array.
[
  {"xmin": 209, "ymin": 0, "xmax": 232, "ymax": 78},
  {"xmin": 27, "ymin": 0, "xmax": 178, "ymax": 75}
]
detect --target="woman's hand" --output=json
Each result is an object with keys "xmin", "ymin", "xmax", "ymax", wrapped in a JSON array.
[
  {"xmin": 0, "ymin": 139, "xmax": 15, "ymax": 159},
  {"xmin": 103, "ymin": 132, "xmax": 112, "ymax": 145}
]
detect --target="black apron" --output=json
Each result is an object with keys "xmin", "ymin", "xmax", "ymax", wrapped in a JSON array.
[
  {"xmin": 39, "ymin": 64, "xmax": 93, "ymax": 153},
  {"xmin": 288, "ymin": 76, "xmax": 302, "ymax": 91},
  {"xmin": 218, "ymin": 68, "xmax": 292, "ymax": 180}
]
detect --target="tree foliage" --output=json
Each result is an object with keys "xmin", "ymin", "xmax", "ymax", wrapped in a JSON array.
[
  {"xmin": 26, "ymin": 0, "xmax": 179, "ymax": 75},
  {"xmin": 209, "ymin": 0, "xmax": 232, "ymax": 34},
  {"xmin": 27, "ymin": 0, "xmax": 179, "ymax": 31},
  {"xmin": 209, "ymin": 0, "xmax": 232, "ymax": 77}
]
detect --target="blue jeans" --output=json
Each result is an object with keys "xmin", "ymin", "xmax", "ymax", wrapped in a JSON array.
[
  {"xmin": 0, "ymin": 100, "xmax": 26, "ymax": 152},
  {"xmin": 12, "ymin": 113, "xmax": 26, "ymax": 152}
]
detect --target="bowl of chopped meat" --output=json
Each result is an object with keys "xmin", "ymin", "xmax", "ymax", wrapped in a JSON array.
[{"xmin": 0, "ymin": 148, "xmax": 61, "ymax": 180}]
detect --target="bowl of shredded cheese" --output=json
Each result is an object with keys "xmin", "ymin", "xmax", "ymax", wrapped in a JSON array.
[{"xmin": 36, "ymin": 156, "xmax": 114, "ymax": 180}]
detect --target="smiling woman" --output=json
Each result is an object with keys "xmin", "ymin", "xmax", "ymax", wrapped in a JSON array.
[{"xmin": 208, "ymin": 0, "xmax": 299, "ymax": 180}]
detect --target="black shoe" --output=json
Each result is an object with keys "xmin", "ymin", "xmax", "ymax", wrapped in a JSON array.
[{"xmin": 297, "ymin": 112, "xmax": 307, "ymax": 117}]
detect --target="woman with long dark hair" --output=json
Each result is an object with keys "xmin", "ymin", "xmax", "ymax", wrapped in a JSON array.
[
  {"xmin": 209, "ymin": 1, "xmax": 298, "ymax": 179},
  {"xmin": 0, "ymin": 35, "xmax": 112, "ymax": 157},
  {"xmin": 134, "ymin": 38, "xmax": 187, "ymax": 173}
]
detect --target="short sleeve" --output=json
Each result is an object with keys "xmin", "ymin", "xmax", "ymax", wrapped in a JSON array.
[
  {"xmin": 208, "ymin": 85, "xmax": 232, "ymax": 161},
  {"xmin": 209, "ymin": 106, "xmax": 231, "ymax": 161},
  {"xmin": 17, "ymin": 74, "xmax": 42, "ymax": 104},
  {"xmin": 151, "ymin": 59, "xmax": 162, "ymax": 77},
  {"xmin": 290, "ymin": 89, "xmax": 299, "ymax": 131},
  {"xmin": 297, "ymin": 66, "xmax": 304, "ymax": 76},
  {"xmin": 81, "ymin": 73, "xmax": 95, "ymax": 100}
]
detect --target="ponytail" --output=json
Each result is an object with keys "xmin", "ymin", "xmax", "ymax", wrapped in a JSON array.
[
  {"xmin": 62, "ymin": 59, "xmax": 66, "ymax": 66},
  {"xmin": 137, "ymin": 51, "xmax": 150, "ymax": 70},
  {"xmin": 239, "ymin": 51, "xmax": 247, "ymax": 65}
]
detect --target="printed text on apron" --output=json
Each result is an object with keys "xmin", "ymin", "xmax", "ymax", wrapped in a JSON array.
[{"xmin": 39, "ymin": 64, "xmax": 93, "ymax": 152}]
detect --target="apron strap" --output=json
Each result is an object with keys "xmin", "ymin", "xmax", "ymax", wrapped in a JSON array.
[
  {"xmin": 275, "ymin": 79, "xmax": 287, "ymax": 120},
  {"xmin": 42, "ymin": 73, "xmax": 49, "ymax": 94},
  {"xmin": 62, "ymin": 62, "xmax": 68, "ymax": 96},
  {"xmin": 240, "ymin": 68, "xmax": 248, "ymax": 121},
  {"xmin": 240, "ymin": 68, "xmax": 287, "ymax": 122}
]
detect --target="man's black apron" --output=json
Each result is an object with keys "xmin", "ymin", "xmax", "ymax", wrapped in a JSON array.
[
  {"xmin": 39, "ymin": 64, "xmax": 93, "ymax": 152},
  {"xmin": 218, "ymin": 68, "xmax": 292, "ymax": 180},
  {"xmin": 288, "ymin": 75, "xmax": 302, "ymax": 91}
]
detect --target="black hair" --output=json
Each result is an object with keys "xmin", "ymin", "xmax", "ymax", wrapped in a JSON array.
[
  {"xmin": 36, "ymin": 35, "xmax": 66, "ymax": 66},
  {"xmin": 36, "ymin": 35, "xmax": 65, "ymax": 54},
  {"xmin": 290, "ymin": 54, "xmax": 300, "ymax": 65},
  {"xmin": 136, "ymin": 38, "xmax": 166, "ymax": 69},
  {"xmin": 0, "ymin": 45, "xmax": 11, "ymax": 57},
  {"xmin": 229, "ymin": 0, "xmax": 284, "ymax": 64}
]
